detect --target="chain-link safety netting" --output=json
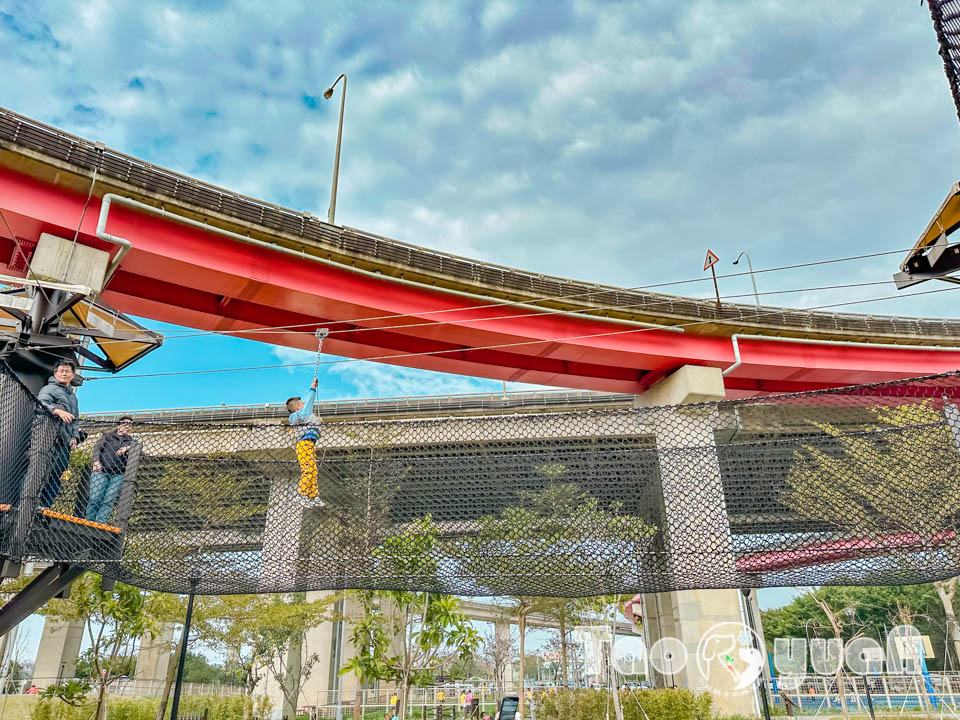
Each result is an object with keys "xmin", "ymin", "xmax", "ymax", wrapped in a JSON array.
[
  {"xmin": 2, "ymin": 362, "xmax": 960, "ymax": 597},
  {"xmin": 929, "ymin": 0, "xmax": 960, "ymax": 125}
]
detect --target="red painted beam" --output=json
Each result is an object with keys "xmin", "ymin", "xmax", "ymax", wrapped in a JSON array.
[
  {"xmin": 1, "ymin": 164, "xmax": 959, "ymax": 393},
  {"xmin": 736, "ymin": 530, "xmax": 956, "ymax": 573}
]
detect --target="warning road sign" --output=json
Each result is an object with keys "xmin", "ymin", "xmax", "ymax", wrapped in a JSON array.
[{"xmin": 703, "ymin": 249, "xmax": 720, "ymax": 271}]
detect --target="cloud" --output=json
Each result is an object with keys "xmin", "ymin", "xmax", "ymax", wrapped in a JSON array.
[
  {"xmin": 327, "ymin": 361, "xmax": 536, "ymax": 399},
  {"xmin": 270, "ymin": 345, "xmax": 314, "ymax": 372},
  {"xmin": 0, "ymin": 0, "xmax": 957, "ymax": 329}
]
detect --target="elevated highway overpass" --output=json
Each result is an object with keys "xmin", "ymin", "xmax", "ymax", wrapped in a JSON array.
[{"xmin": 1, "ymin": 107, "xmax": 959, "ymax": 395}]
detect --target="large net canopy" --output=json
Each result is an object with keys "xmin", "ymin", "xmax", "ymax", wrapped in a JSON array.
[{"xmin": 2, "ymin": 362, "xmax": 960, "ymax": 597}]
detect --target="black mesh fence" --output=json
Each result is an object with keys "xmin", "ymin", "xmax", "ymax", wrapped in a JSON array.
[
  {"xmin": 929, "ymin": 0, "xmax": 960, "ymax": 124},
  {"xmin": 2, "ymin": 362, "xmax": 960, "ymax": 597}
]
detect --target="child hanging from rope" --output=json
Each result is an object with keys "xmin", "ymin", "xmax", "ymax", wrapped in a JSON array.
[{"xmin": 287, "ymin": 377, "xmax": 321, "ymax": 499}]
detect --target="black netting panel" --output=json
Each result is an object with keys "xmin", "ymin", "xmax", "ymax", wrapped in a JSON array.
[
  {"xmin": 929, "ymin": 0, "xmax": 960, "ymax": 124},
  {"xmin": 3, "ymin": 362, "xmax": 960, "ymax": 597}
]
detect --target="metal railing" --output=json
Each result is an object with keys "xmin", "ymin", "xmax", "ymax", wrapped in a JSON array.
[
  {"xmin": 2, "ymin": 105, "xmax": 959, "ymax": 343},
  {"xmin": 12, "ymin": 676, "xmax": 245, "ymax": 698},
  {"xmin": 87, "ymin": 388, "xmax": 634, "ymax": 423},
  {"xmin": 772, "ymin": 672, "xmax": 960, "ymax": 713},
  {"xmin": 301, "ymin": 685, "xmax": 520, "ymax": 720}
]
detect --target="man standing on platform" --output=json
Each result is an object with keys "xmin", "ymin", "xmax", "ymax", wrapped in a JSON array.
[
  {"xmin": 36, "ymin": 359, "xmax": 80, "ymax": 508},
  {"xmin": 86, "ymin": 416, "xmax": 135, "ymax": 523}
]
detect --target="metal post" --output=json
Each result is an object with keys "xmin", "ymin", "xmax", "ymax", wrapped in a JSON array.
[
  {"xmin": 863, "ymin": 672, "xmax": 876, "ymax": 719},
  {"xmin": 733, "ymin": 252, "xmax": 761, "ymax": 307},
  {"xmin": 710, "ymin": 264, "xmax": 721, "ymax": 307},
  {"xmin": 325, "ymin": 74, "xmax": 348, "ymax": 225},
  {"xmin": 741, "ymin": 588, "xmax": 772, "ymax": 720},
  {"xmin": 169, "ymin": 577, "xmax": 198, "ymax": 720},
  {"xmin": 335, "ymin": 589, "xmax": 347, "ymax": 720}
]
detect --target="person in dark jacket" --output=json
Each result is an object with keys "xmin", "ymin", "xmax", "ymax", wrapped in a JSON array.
[
  {"xmin": 36, "ymin": 359, "xmax": 80, "ymax": 508},
  {"xmin": 85, "ymin": 417, "xmax": 135, "ymax": 523}
]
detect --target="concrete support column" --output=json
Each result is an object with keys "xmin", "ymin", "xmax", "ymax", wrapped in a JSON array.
[
  {"xmin": 260, "ymin": 479, "xmax": 304, "ymax": 591},
  {"xmin": 636, "ymin": 366, "xmax": 757, "ymax": 717},
  {"xmin": 32, "ymin": 617, "xmax": 83, "ymax": 688},
  {"xmin": 136, "ymin": 622, "xmax": 174, "ymax": 683},
  {"xmin": 494, "ymin": 620, "xmax": 513, "ymax": 684},
  {"xmin": 635, "ymin": 365, "xmax": 734, "ymax": 584}
]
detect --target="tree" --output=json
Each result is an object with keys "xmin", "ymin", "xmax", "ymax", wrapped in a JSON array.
[
  {"xmin": 196, "ymin": 594, "xmax": 279, "ymax": 694},
  {"xmin": 934, "ymin": 578, "xmax": 960, "ymax": 668},
  {"xmin": 74, "ymin": 648, "xmax": 135, "ymax": 679},
  {"xmin": 245, "ymin": 592, "xmax": 331, "ymax": 718},
  {"xmin": 482, "ymin": 625, "xmax": 516, "ymax": 699},
  {"xmin": 354, "ymin": 591, "xmax": 478, "ymax": 720},
  {"xmin": 783, "ymin": 401, "xmax": 960, "ymax": 544},
  {"xmin": 182, "ymin": 652, "xmax": 235, "ymax": 684},
  {"xmin": 759, "ymin": 584, "xmax": 958, "ymax": 666},
  {"xmin": 41, "ymin": 576, "xmax": 155, "ymax": 720},
  {"xmin": 511, "ymin": 597, "xmax": 537, "ymax": 714},
  {"xmin": 463, "ymin": 483, "xmax": 654, "ymax": 715},
  {"xmin": 800, "ymin": 588, "xmax": 853, "ymax": 720},
  {"xmin": 339, "ymin": 517, "xmax": 480, "ymax": 720},
  {"xmin": 340, "ymin": 592, "xmax": 393, "ymax": 720},
  {"xmin": 537, "ymin": 598, "xmax": 577, "ymax": 688}
]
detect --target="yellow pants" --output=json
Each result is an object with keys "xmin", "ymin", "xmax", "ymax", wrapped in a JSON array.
[{"xmin": 296, "ymin": 440, "xmax": 318, "ymax": 498}]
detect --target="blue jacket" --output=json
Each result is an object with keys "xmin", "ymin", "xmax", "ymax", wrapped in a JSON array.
[
  {"xmin": 36, "ymin": 376, "xmax": 79, "ymax": 443},
  {"xmin": 289, "ymin": 386, "xmax": 319, "ymax": 441}
]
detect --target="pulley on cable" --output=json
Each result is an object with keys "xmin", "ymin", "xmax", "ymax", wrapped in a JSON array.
[{"xmin": 314, "ymin": 328, "xmax": 329, "ymax": 379}]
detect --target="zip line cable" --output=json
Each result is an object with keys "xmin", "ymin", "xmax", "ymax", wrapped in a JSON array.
[
  {"xmin": 55, "ymin": 276, "xmax": 918, "ymax": 354},
  {"xmin": 85, "ymin": 284, "xmax": 960, "ymax": 381},
  {"xmin": 0, "ymin": 201, "xmax": 952, "ymax": 363},
  {"xmin": 127, "ymin": 244, "xmax": 925, "ymax": 343},
  {"xmin": 15, "ymin": 275, "xmax": 929, "ymax": 356}
]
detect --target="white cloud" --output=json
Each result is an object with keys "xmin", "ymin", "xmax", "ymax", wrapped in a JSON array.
[
  {"xmin": 328, "ymin": 361, "xmax": 534, "ymax": 399},
  {"xmin": 1, "ymin": 0, "xmax": 957, "ymax": 327},
  {"xmin": 270, "ymin": 345, "xmax": 314, "ymax": 372}
]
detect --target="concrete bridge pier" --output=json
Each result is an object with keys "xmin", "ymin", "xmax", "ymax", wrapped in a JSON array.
[
  {"xmin": 32, "ymin": 617, "xmax": 83, "ymax": 689},
  {"xmin": 136, "ymin": 622, "xmax": 174, "ymax": 687},
  {"xmin": 636, "ymin": 366, "xmax": 759, "ymax": 718}
]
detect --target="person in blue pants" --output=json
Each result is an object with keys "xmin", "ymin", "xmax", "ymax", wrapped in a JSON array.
[
  {"xmin": 36, "ymin": 359, "xmax": 81, "ymax": 508},
  {"xmin": 86, "ymin": 417, "xmax": 135, "ymax": 524}
]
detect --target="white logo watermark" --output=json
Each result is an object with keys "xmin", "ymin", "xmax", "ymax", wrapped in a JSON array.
[{"xmin": 571, "ymin": 623, "xmax": 929, "ymax": 697}]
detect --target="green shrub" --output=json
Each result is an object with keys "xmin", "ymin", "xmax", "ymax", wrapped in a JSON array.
[
  {"xmin": 31, "ymin": 694, "xmax": 269, "ymax": 720},
  {"xmin": 535, "ymin": 688, "xmax": 713, "ymax": 720}
]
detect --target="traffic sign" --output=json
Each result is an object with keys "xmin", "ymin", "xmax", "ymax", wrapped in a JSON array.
[{"xmin": 703, "ymin": 249, "xmax": 720, "ymax": 271}]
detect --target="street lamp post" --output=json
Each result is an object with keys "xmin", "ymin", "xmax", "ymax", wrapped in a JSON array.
[
  {"xmin": 323, "ymin": 73, "xmax": 347, "ymax": 225},
  {"xmin": 733, "ymin": 251, "xmax": 761, "ymax": 307}
]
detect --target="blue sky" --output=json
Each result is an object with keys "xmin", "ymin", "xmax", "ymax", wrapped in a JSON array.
[{"xmin": 2, "ymin": 0, "xmax": 958, "ymax": 651}]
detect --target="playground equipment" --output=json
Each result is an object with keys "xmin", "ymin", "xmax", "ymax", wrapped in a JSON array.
[{"xmin": 0, "ymin": 364, "xmax": 958, "ymax": 634}]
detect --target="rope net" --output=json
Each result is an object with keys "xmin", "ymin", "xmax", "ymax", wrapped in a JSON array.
[
  {"xmin": 929, "ymin": 0, "xmax": 960, "ymax": 125},
  {"xmin": 2, "ymin": 362, "xmax": 960, "ymax": 597}
]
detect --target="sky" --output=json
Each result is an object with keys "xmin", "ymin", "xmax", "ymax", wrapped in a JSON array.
[{"xmin": 1, "ymin": 0, "xmax": 958, "ymax": 659}]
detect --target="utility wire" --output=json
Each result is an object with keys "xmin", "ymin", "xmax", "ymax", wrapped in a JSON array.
[
  {"xmin": 86, "ymin": 284, "xmax": 960, "ymax": 381},
  {"xmin": 22, "ymin": 276, "xmax": 920, "ymax": 355},
  {"xmin": 111, "ymin": 244, "xmax": 926, "ymax": 344},
  {"xmin": 67, "ymin": 276, "xmax": 905, "ymax": 352}
]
